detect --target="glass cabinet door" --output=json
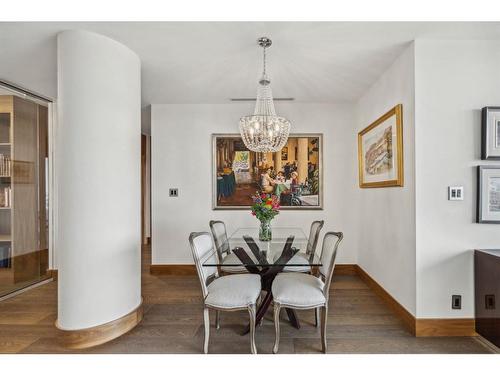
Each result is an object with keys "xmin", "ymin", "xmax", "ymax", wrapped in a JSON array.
[{"xmin": 0, "ymin": 94, "xmax": 49, "ymax": 298}]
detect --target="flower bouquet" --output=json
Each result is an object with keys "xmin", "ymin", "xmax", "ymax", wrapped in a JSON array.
[{"xmin": 251, "ymin": 192, "xmax": 280, "ymax": 241}]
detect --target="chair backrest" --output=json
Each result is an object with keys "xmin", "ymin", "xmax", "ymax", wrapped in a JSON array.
[
  {"xmin": 306, "ymin": 220, "xmax": 324, "ymax": 255},
  {"xmin": 209, "ymin": 220, "xmax": 230, "ymax": 260},
  {"xmin": 189, "ymin": 232, "xmax": 219, "ymax": 298},
  {"xmin": 318, "ymin": 232, "xmax": 343, "ymax": 299}
]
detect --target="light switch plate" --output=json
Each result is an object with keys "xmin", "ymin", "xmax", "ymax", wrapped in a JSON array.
[{"xmin": 448, "ymin": 186, "xmax": 464, "ymax": 201}]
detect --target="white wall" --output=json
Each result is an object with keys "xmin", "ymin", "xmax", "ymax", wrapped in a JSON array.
[
  {"xmin": 414, "ymin": 40, "xmax": 500, "ymax": 318},
  {"xmin": 355, "ymin": 44, "xmax": 416, "ymax": 315},
  {"xmin": 151, "ymin": 102, "xmax": 358, "ymax": 265},
  {"xmin": 57, "ymin": 30, "xmax": 141, "ymax": 330}
]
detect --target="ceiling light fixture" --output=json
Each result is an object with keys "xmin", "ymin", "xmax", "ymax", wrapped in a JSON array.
[{"xmin": 239, "ymin": 37, "xmax": 291, "ymax": 153}]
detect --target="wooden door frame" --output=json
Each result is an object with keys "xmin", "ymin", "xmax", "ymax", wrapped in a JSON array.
[{"xmin": 141, "ymin": 134, "xmax": 151, "ymax": 245}]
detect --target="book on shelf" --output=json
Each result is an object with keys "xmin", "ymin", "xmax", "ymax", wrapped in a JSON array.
[
  {"xmin": 0, "ymin": 153, "xmax": 11, "ymax": 177},
  {"xmin": 0, "ymin": 187, "xmax": 11, "ymax": 208}
]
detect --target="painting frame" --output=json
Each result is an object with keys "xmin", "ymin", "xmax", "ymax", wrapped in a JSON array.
[
  {"xmin": 358, "ymin": 104, "xmax": 404, "ymax": 188},
  {"xmin": 477, "ymin": 165, "xmax": 500, "ymax": 224},
  {"xmin": 481, "ymin": 107, "xmax": 500, "ymax": 160},
  {"xmin": 212, "ymin": 133, "xmax": 323, "ymax": 210}
]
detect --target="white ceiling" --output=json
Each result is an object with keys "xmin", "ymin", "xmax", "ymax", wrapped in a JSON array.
[{"xmin": 1, "ymin": 22, "xmax": 500, "ymax": 105}]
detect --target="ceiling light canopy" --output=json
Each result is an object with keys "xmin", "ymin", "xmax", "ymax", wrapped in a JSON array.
[{"xmin": 239, "ymin": 37, "xmax": 291, "ymax": 153}]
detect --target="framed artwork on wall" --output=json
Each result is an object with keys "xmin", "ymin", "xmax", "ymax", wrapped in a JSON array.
[
  {"xmin": 212, "ymin": 133, "xmax": 323, "ymax": 210},
  {"xmin": 358, "ymin": 104, "xmax": 404, "ymax": 188},
  {"xmin": 477, "ymin": 166, "xmax": 500, "ymax": 224},
  {"xmin": 481, "ymin": 107, "xmax": 500, "ymax": 160}
]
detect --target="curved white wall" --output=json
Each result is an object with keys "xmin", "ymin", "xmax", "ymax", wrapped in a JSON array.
[{"xmin": 57, "ymin": 30, "xmax": 141, "ymax": 330}]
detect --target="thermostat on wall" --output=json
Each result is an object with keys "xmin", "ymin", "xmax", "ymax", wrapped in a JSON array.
[{"xmin": 448, "ymin": 186, "xmax": 464, "ymax": 201}]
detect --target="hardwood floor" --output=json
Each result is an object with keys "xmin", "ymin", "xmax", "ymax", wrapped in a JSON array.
[{"xmin": 0, "ymin": 245, "xmax": 494, "ymax": 354}]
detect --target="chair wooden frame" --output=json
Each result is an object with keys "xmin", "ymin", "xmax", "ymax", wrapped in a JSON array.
[
  {"xmin": 209, "ymin": 220, "xmax": 230, "ymax": 260},
  {"xmin": 209, "ymin": 220, "xmax": 248, "ymax": 275},
  {"xmin": 189, "ymin": 231, "xmax": 258, "ymax": 354},
  {"xmin": 272, "ymin": 231, "xmax": 343, "ymax": 354},
  {"xmin": 306, "ymin": 220, "xmax": 325, "ymax": 256}
]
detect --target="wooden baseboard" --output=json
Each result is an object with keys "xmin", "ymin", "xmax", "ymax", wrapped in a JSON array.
[
  {"xmin": 354, "ymin": 265, "xmax": 477, "ymax": 337},
  {"xmin": 334, "ymin": 264, "xmax": 357, "ymax": 275},
  {"xmin": 354, "ymin": 265, "xmax": 416, "ymax": 335},
  {"xmin": 48, "ymin": 269, "xmax": 58, "ymax": 281},
  {"xmin": 56, "ymin": 298, "xmax": 143, "ymax": 349},
  {"xmin": 150, "ymin": 264, "xmax": 196, "ymax": 275},
  {"xmin": 150, "ymin": 263, "xmax": 358, "ymax": 276},
  {"xmin": 415, "ymin": 319, "xmax": 477, "ymax": 337}
]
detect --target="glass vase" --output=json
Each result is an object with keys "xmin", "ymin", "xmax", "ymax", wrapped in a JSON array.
[{"xmin": 259, "ymin": 219, "xmax": 272, "ymax": 241}]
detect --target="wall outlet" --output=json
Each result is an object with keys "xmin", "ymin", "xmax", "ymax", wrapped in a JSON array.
[
  {"xmin": 485, "ymin": 294, "xmax": 495, "ymax": 310},
  {"xmin": 448, "ymin": 186, "xmax": 464, "ymax": 200},
  {"xmin": 452, "ymin": 295, "xmax": 462, "ymax": 309},
  {"xmin": 169, "ymin": 188, "xmax": 179, "ymax": 197}
]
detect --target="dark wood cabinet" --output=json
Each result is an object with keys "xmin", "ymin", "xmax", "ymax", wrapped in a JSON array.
[{"xmin": 475, "ymin": 249, "xmax": 500, "ymax": 348}]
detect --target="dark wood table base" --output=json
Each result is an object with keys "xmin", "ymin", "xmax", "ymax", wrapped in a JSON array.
[
  {"xmin": 232, "ymin": 236, "xmax": 302, "ymax": 336},
  {"xmin": 241, "ymin": 291, "xmax": 300, "ymax": 335}
]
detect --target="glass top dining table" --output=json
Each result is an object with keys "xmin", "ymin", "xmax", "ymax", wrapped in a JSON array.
[
  {"xmin": 203, "ymin": 226, "xmax": 322, "ymax": 333},
  {"xmin": 202, "ymin": 227, "xmax": 322, "ymax": 268}
]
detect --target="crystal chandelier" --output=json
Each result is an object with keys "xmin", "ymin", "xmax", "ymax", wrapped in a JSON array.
[{"xmin": 239, "ymin": 37, "xmax": 291, "ymax": 153}]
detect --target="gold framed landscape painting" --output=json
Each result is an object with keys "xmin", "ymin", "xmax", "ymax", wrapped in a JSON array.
[{"xmin": 358, "ymin": 104, "xmax": 403, "ymax": 188}]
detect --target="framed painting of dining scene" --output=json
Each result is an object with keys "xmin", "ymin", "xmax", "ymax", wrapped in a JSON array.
[
  {"xmin": 213, "ymin": 133, "xmax": 323, "ymax": 209},
  {"xmin": 358, "ymin": 104, "xmax": 404, "ymax": 188}
]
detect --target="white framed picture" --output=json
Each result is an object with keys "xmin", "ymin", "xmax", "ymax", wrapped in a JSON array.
[
  {"xmin": 481, "ymin": 107, "xmax": 500, "ymax": 160},
  {"xmin": 477, "ymin": 166, "xmax": 500, "ymax": 223}
]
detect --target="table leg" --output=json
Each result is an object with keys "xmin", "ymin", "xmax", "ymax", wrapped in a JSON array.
[{"xmin": 285, "ymin": 308, "xmax": 300, "ymax": 329}]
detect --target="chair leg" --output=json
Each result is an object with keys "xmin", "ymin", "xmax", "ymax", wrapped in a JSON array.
[
  {"xmin": 215, "ymin": 310, "xmax": 220, "ymax": 330},
  {"xmin": 248, "ymin": 304, "xmax": 257, "ymax": 354},
  {"xmin": 203, "ymin": 307, "xmax": 210, "ymax": 354},
  {"xmin": 258, "ymin": 293, "xmax": 263, "ymax": 326},
  {"xmin": 315, "ymin": 307, "xmax": 319, "ymax": 327},
  {"xmin": 320, "ymin": 305, "xmax": 327, "ymax": 353},
  {"xmin": 272, "ymin": 303, "xmax": 281, "ymax": 354}
]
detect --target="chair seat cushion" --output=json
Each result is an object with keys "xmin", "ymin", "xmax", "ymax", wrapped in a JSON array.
[
  {"xmin": 273, "ymin": 252, "xmax": 311, "ymax": 273},
  {"xmin": 206, "ymin": 274, "xmax": 261, "ymax": 309},
  {"xmin": 272, "ymin": 273, "xmax": 325, "ymax": 308},
  {"xmin": 221, "ymin": 252, "xmax": 248, "ymax": 273}
]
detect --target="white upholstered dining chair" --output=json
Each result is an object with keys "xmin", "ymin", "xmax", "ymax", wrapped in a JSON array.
[
  {"xmin": 280, "ymin": 220, "xmax": 324, "ymax": 273},
  {"xmin": 273, "ymin": 220, "xmax": 325, "ymax": 326},
  {"xmin": 271, "ymin": 231, "xmax": 343, "ymax": 353},
  {"xmin": 209, "ymin": 220, "xmax": 247, "ymax": 274},
  {"xmin": 189, "ymin": 232, "xmax": 261, "ymax": 354}
]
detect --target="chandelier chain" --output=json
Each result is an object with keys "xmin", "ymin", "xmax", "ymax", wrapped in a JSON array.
[{"xmin": 262, "ymin": 45, "xmax": 266, "ymax": 77}]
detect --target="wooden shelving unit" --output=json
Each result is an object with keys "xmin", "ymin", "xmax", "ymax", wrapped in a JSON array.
[{"xmin": 0, "ymin": 95, "xmax": 48, "ymax": 295}]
